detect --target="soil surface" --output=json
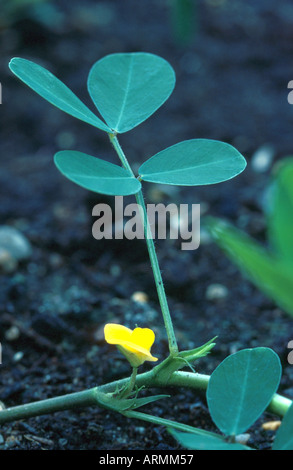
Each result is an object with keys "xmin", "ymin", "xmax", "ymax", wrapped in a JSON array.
[{"xmin": 1, "ymin": 0, "xmax": 293, "ymax": 450}]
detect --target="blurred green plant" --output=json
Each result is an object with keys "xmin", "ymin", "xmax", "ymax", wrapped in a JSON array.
[
  {"xmin": 0, "ymin": 0, "xmax": 62, "ymax": 31},
  {"xmin": 169, "ymin": 0, "xmax": 198, "ymax": 45},
  {"xmin": 1, "ymin": 52, "xmax": 291, "ymax": 450},
  {"xmin": 208, "ymin": 158, "xmax": 293, "ymax": 317},
  {"xmin": 0, "ymin": 0, "xmax": 44, "ymax": 26}
]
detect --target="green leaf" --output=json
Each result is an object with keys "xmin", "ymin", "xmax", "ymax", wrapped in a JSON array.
[
  {"xmin": 87, "ymin": 52, "xmax": 175, "ymax": 133},
  {"xmin": 95, "ymin": 390, "xmax": 168, "ymax": 413},
  {"xmin": 179, "ymin": 337, "xmax": 217, "ymax": 361},
  {"xmin": 9, "ymin": 58, "xmax": 111, "ymax": 132},
  {"xmin": 207, "ymin": 217, "xmax": 293, "ymax": 316},
  {"xmin": 138, "ymin": 139, "xmax": 246, "ymax": 186},
  {"xmin": 169, "ymin": 429, "xmax": 251, "ymax": 450},
  {"xmin": 54, "ymin": 150, "xmax": 141, "ymax": 196},
  {"xmin": 153, "ymin": 337, "xmax": 216, "ymax": 382},
  {"xmin": 125, "ymin": 409, "xmax": 224, "ymax": 439},
  {"xmin": 207, "ymin": 348, "xmax": 282, "ymax": 436},
  {"xmin": 267, "ymin": 157, "xmax": 293, "ymax": 265},
  {"xmin": 129, "ymin": 394, "xmax": 170, "ymax": 411},
  {"xmin": 272, "ymin": 402, "xmax": 293, "ymax": 450}
]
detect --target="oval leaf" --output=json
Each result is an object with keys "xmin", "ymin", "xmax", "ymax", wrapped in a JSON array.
[
  {"xmin": 139, "ymin": 139, "xmax": 246, "ymax": 186},
  {"xmin": 207, "ymin": 348, "xmax": 282, "ymax": 436},
  {"xmin": 54, "ymin": 150, "xmax": 141, "ymax": 196},
  {"xmin": 273, "ymin": 402, "xmax": 293, "ymax": 450},
  {"xmin": 9, "ymin": 58, "xmax": 111, "ymax": 133},
  {"xmin": 87, "ymin": 52, "xmax": 175, "ymax": 133}
]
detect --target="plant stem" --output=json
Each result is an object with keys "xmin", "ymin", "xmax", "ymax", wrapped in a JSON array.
[
  {"xmin": 0, "ymin": 387, "xmax": 99, "ymax": 425},
  {"xmin": 119, "ymin": 367, "xmax": 138, "ymax": 398},
  {"xmin": 108, "ymin": 133, "xmax": 178, "ymax": 356},
  {"xmin": 267, "ymin": 393, "xmax": 292, "ymax": 417},
  {"xmin": 109, "ymin": 133, "xmax": 133, "ymax": 175},
  {"xmin": 135, "ymin": 189, "xmax": 178, "ymax": 355},
  {"xmin": 0, "ymin": 368, "xmax": 290, "ymax": 425}
]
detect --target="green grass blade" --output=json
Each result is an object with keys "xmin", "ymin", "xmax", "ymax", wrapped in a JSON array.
[
  {"xmin": 267, "ymin": 158, "xmax": 293, "ymax": 265},
  {"xmin": 208, "ymin": 217, "xmax": 293, "ymax": 316}
]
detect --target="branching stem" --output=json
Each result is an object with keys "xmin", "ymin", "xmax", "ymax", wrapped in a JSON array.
[{"xmin": 0, "ymin": 366, "xmax": 290, "ymax": 425}]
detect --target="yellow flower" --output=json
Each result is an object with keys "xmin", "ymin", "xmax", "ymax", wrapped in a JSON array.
[{"xmin": 104, "ymin": 323, "xmax": 158, "ymax": 368}]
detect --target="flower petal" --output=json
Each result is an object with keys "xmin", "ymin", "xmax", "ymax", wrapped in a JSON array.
[
  {"xmin": 117, "ymin": 339, "xmax": 158, "ymax": 361},
  {"xmin": 104, "ymin": 323, "xmax": 132, "ymax": 344},
  {"xmin": 117, "ymin": 345, "xmax": 158, "ymax": 368},
  {"xmin": 104, "ymin": 323, "xmax": 158, "ymax": 367},
  {"xmin": 130, "ymin": 327, "xmax": 155, "ymax": 350}
]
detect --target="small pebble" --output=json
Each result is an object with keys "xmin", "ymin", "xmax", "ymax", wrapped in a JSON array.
[
  {"xmin": 131, "ymin": 291, "xmax": 149, "ymax": 304},
  {"xmin": 261, "ymin": 420, "xmax": 281, "ymax": 431},
  {"xmin": 5, "ymin": 326, "xmax": 20, "ymax": 341},
  {"xmin": 205, "ymin": 283, "xmax": 228, "ymax": 301},
  {"xmin": 13, "ymin": 351, "xmax": 24, "ymax": 362},
  {"xmin": 0, "ymin": 226, "xmax": 32, "ymax": 261},
  {"xmin": 235, "ymin": 433, "xmax": 250, "ymax": 445},
  {"xmin": 251, "ymin": 144, "xmax": 275, "ymax": 173},
  {"xmin": 0, "ymin": 249, "xmax": 18, "ymax": 273}
]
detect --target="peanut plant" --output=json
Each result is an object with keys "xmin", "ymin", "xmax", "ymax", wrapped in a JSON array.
[{"xmin": 1, "ymin": 52, "xmax": 292, "ymax": 450}]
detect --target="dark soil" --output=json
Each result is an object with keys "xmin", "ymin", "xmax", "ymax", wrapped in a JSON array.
[{"xmin": 1, "ymin": 0, "xmax": 293, "ymax": 450}]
